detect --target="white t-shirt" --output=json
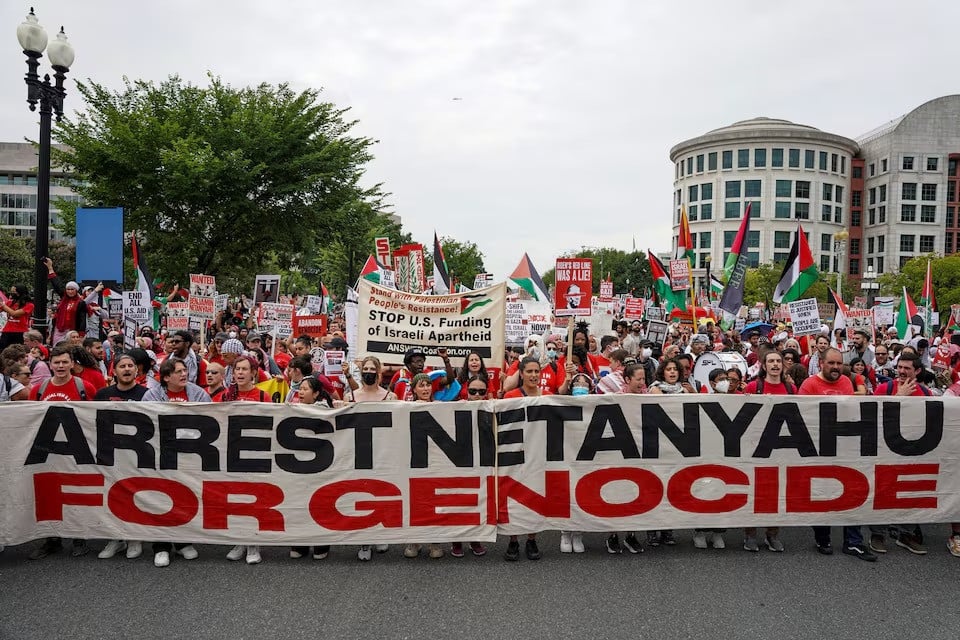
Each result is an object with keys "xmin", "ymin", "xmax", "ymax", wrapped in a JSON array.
[{"xmin": 0, "ymin": 374, "xmax": 25, "ymax": 402}]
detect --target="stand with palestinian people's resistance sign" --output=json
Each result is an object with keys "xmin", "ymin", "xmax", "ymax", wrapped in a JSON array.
[{"xmin": 2, "ymin": 395, "xmax": 959, "ymax": 545}]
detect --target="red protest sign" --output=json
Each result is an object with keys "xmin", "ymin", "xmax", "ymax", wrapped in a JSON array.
[
  {"xmin": 374, "ymin": 236, "xmax": 391, "ymax": 267},
  {"xmin": 554, "ymin": 258, "xmax": 592, "ymax": 317},
  {"xmin": 624, "ymin": 297, "xmax": 644, "ymax": 320},
  {"xmin": 669, "ymin": 260, "xmax": 690, "ymax": 291},
  {"xmin": 292, "ymin": 314, "xmax": 328, "ymax": 339},
  {"xmin": 599, "ymin": 280, "xmax": 614, "ymax": 301}
]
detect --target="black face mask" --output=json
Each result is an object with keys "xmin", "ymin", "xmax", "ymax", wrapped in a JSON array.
[{"xmin": 361, "ymin": 372, "xmax": 378, "ymax": 386}]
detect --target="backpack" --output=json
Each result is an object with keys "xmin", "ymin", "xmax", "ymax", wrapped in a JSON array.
[
  {"xmin": 884, "ymin": 381, "xmax": 931, "ymax": 396},
  {"xmin": 756, "ymin": 377, "xmax": 795, "ymax": 394},
  {"xmin": 36, "ymin": 376, "xmax": 87, "ymax": 401}
]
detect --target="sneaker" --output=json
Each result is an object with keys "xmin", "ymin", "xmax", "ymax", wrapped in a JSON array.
[
  {"xmin": 357, "ymin": 546, "xmax": 372, "ymax": 562},
  {"xmin": 525, "ymin": 538, "xmax": 541, "ymax": 560},
  {"xmin": 246, "ymin": 545, "xmax": 262, "ymax": 564},
  {"xmin": 289, "ymin": 548, "xmax": 304, "ymax": 559},
  {"xmin": 153, "ymin": 551, "xmax": 170, "ymax": 568},
  {"xmin": 469, "ymin": 542, "xmax": 487, "ymax": 556},
  {"xmin": 765, "ymin": 534, "xmax": 784, "ymax": 552},
  {"xmin": 403, "ymin": 544, "xmax": 421, "ymax": 558},
  {"xmin": 572, "ymin": 533, "xmax": 585, "ymax": 554},
  {"xmin": 126, "ymin": 541, "xmax": 142, "ymax": 559},
  {"xmin": 622, "ymin": 533, "xmax": 644, "ymax": 554},
  {"xmin": 606, "ymin": 534, "xmax": 622, "ymax": 554},
  {"xmin": 869, "ymin": 534, "xmax": 887, "ymax": 554},
  {"xmin": 428, "ymin": 544, "xmax": 444, "ymax": 559},
  {"xmin": 743, "ymin": 536, "xmax": 759, "ymax": 552},
  {"xmin": 693, "ymin": 532, "xmax": 707, "ymax": 549},
  {"xmin": 842, "ymin": 543, "xmax": 878, "ymax": 562},
  {"xmin": 29, "ymin": 538, "xmax": 62, "ymax": 560},
  {"xmin": 895, "ymin": 534, "xmax": 927, "ymax": 555},
  {"xmin": 661, "ymin": 530, "xmax": 676, "ymax": 546},
  {"xmin": 646, "ymin": 531, "xmax": 661, "ymax": 548},
  {"xmin": 375, "ymin": 544, "xmax": 390, "ymax": 553},
  {"xmin": 560, "ymin": 531, "xmax": 573, "ymax": 553},
  {"xmin": 711, "ymin": 533, "xmax": 726, "ymax": 549},
  {"xmin": 98, "ymin": 540, "xmax": 126, "ymax": 559},
  {"xmin": 226, "ymin": 545, "xmax": 245, "ymax": 561},
  {"xmin": 947, "ymin": 534, "xmax": 960, "ymax": 558},
  {"xmin": 816, "ymin": 542, "xmax": 834, "ymax": 555},
  {"xmin": 504, "ymin": 540, "xmax": 520, "ymax": 561},
  {"xmin": 178, "ymin": 545, "xmax": 199, "ymax": 560},
  {"xmin": 71, "ymin": 541, "xmax": 90, "ymax": 557},
  {"xmin": 312, "ymin": 548, "xmax": 329, "ymax": 560},
  {"xmin": 450, "ymin": 542, "xmax": 465, "ymax": 558}
]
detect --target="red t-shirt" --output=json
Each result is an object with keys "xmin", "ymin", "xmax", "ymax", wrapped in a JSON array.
[
  {"xmin": 79, "ymin": 366, "xmax": 107, "ymax": 391},
  {"xmin": 31, "ymin": 376, "xmax": 97, "ymax": 401},
  {"xmin": 873, "ymin": 381, "xmax": 931, "ymax": 396},
  {"xmin": 503, "ymin": 388, "xmax": 554, "ymax": 398},
  {"xmin": 743, "ymin": 379, "xmax": 794, "ymax": 395},
  {"xmin": 798, "ymin": 374, "xmax": 854, "ymax": 395},
  {"xmin": 166, "ymin": 389, "xmax": 190, "ymax": 402},
  {"xmin": 506, "ymin": 360, "xmax": 562, "ymax": 394},
  {"xmin": 2, "ymin": 301, "xmax": 34, "ymax": 333},
  {"xmin": 216, "ymin": 387, "xmax": 271, "ymax": 402}
]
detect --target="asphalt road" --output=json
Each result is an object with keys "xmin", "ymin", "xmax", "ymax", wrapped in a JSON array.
[{"xmin": 1, "ymin": 527, "xmax": 957, "ymax": 640}]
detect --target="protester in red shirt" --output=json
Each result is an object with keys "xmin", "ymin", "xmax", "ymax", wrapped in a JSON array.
[
  {"xmin": 69, "ymin": 345, "xmax": 107, "ymax": 392},
  {"xmin": 0, "ymin": 284, "xmax": 34, "ymax": 349},
  {"xmin": 219, "ymin": 355, "xmax": 272, "ymax": 404},
  {"xmin": 43, "ymin": 258, "xmax": 87, "ymax": 345},
  {"xmin": 142, "ymin": 359, "xmax": 211, "ymax": 402}
]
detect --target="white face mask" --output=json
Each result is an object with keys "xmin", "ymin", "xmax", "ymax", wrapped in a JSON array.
[
  {"xmin": 641, "ymin": 348, "xmax": 652, "ymax": 359},
  {"xmin": 714, "ymin": 380, "xmax": 730, "ymax": 393}
]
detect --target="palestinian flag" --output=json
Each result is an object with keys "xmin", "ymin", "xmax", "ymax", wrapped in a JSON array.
[
  {"xmin": 723, "ymin": 202, "xmax": 752, "ymax": 282},
  {"xmin": 460, "ymin": 292, "xmax": 492, "ymax": 314},
  {"xmin": 359, "ymin": 255, "xmax": 389, "ymax": 284},
  {"xmin": 709, "ymin": 274, "xmax": 724, "ymax": 300},
  {"xmin": 432, "ymin": 232, "xmax": 451, "ymax": 295},
  {"xmin": 921, "ymin": 259, "xmax": 935, "ymax": 337},
  {"xmin": 829, "ymin": 287, "xmax": 847, "ymax": 331},
  {"xmin": 131, "ymin": 235, "xmax": 155, "ymax": 302},
  {"xmin": 677, "ymin": 206, "xmax": 694, "ymax": 262},
  {"xmin": 320, "ymin": 282, "xmax": 332, "ymax": 313},
  {"xmin": 773, "ymin": 224, "xmax": 819, "ymax": 304},
  {"xmin": 648, "ymin": 249, "xmax": 687, "ymax": 312},
  {"xmin": 896, "ymin": 286, "xmax": 919, "ymax": 340},
  {"xmin": 509, "ymin": 253, "xmax": 550, "ymax": 302}
]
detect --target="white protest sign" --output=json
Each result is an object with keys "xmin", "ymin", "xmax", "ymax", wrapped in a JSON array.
[
  {"xmin": 258, "ymin": 303, "xmax": 294, "ymax": 332},
  {"xmin": 323, "ymin": 350, "xmax": 345, "ymax": 377},
  {"xmin": 305, "ymin": 295, "xmax": 322, "ymax": 314},
  {"xmin": 188, "ymin": 296, "xmax": 216, "ymax": 320},
  {"xmin": 215, "ymin": 293, "xmax": 230, "ymax": 312},
  {"xmin": 845, "ymin": 308, "xmax": 875, "ymax": 343},
  {"xmin": 123, "ymin": 291, "xmax": 151, "ymax": 323},
  {"xmin": 787, "ymin": 298, "xmax": 821, "ymax": 336},
  {"xmin": 645, "ymin": 319, "xmax": 670, "ymax": 348},
  {"xmin": 253, "ymin": 274, "xmax": 281, "ymax": 304},
  {"xmin": 166, "ymin": 301, "xmax": 190, "ymax": 330},
  {"xmin": 505, "ymin": 300, "xmax": 552, "ymax": 346},
  {"xmin": 189, "ymin": 274, "xmax": 216, "ymax": 298}
]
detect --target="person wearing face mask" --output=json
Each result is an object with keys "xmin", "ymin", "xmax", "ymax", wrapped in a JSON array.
[
  {"xmin": 707, "ymin": 368, "xmax": 731, "ymax": 394},
  {"xmin": 502, "ymin": 337, "xmax": 562, "ymax": 395}
]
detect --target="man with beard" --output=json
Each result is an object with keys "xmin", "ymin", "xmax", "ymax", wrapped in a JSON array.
[{"xmin": 165, "ymin": 330, "xmax": 207, "ymax": 385}]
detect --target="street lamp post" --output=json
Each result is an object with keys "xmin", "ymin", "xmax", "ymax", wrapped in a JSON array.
[
  {"xmin": 861, "ymin": 266, "xmax": 879, "ymax": 308},
  {"xmin": 833, "ymin": 230, "xmax": 849, "ymax": 302},
  {"xmin": 17, "ymin": 8, "xmax": 75, "ymax": 339}
]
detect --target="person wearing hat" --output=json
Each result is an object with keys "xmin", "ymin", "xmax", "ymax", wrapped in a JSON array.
[
  {"xmin": 844, "ymin": 329, "xmax": 875, "ymax": 367},
  {"xmin": 219, "ymin": 338, "xmax": 245, "ymax": 386},
  {"xmin": 205, "ymin": 332, "xmax": 231, "ymax": 368},
  {"xmin": 245, "ymin": 333, "xmax": 281, "ymax": 376},
  {"xmin": 389, "ymin": 346, "xmax": 454, "ymax": 402},
  {"xmin": 563, "ymin": 283, "xmax": 584, "ymax": 310},
  {"xmin": 43, "ymin": 257, "xmax": 88, "ymax": 345}
]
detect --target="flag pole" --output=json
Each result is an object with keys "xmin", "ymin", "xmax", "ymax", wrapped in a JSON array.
[{"xmin": 688, "ymin": 256, "xmax": 696, "ymax": 330}]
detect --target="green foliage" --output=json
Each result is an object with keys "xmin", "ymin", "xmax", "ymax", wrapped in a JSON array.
[
  {"xmin": 53, "ymin": 74, "xmax": 384, "ymax": 291},
  {"xmin": 0, "ymin": 232, "xmax": 77, "ymax": 293},
  {"xmin": 879, "ymin": 253, "xmax": 960, "ymax": 308},
  {"xmin": 743, "ymin": 262, "xmax": 830, "ymax": 307},
  {"xmin": 541, "ymin": 248, "xmax": 651, "ymax": 296}
]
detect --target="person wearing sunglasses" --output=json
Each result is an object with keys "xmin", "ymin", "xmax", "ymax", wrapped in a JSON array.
[
  {"xmin": 445, "ymin": 375, "xmax": 491, "ymax": 559},
  {"xmin": 164, "ymin": 330, "xmax": 207, "ymax": 385}
]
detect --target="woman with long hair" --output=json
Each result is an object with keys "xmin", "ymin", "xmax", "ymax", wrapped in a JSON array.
[
  {"xmin": 0, "ymin": 284, "xmax": 33, "ymax": 349},
  {"xmin": 348, "ymin": 356, "xmax": 397, "ymax": 403},
  {"xmin": 403, "ymin": 373, "xmax": 445, "ymax": 560}
]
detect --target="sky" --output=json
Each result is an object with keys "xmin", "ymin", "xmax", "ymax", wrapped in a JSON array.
[{"xmin": 3, "ymin": 1, "xmax": 960, "ymax": 283}]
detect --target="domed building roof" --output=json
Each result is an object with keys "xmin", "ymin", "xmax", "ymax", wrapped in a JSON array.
[{"xmin": 670, "ymin": 116, "xmax": 858, "ymax": 160}]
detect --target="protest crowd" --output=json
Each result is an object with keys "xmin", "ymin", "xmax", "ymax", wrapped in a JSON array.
[{"xmin": 2, "ymin": 254, "xmax": 960, "ymax": 568}]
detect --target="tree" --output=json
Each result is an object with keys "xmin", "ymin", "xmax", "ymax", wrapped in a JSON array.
[
  {"xmin": 879, "ymin": 254, "xmax": 960, "ymax": 309},
  {"xmin": 743, "ymin": 262, "xmax": 830, "ymax": 308},
  {"xmin": 0, "ymin": 230, "xmax": 32, "ymax": 290},
  {"xmin": 425, "ymin": 236, "xmax": 486, "ymax": 289},
  {"xmin": 541, "ymin": 248, "xmax": 652, "ymax": 297},
  {"xmin": 52, "ymin": 74, "xmax": 384, "ymax": 290}
]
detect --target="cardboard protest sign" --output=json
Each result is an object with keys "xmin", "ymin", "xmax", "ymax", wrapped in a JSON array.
[
  {"xmin": 358, "ymin": 279, "xmax": 506, "ymax": 369},
  {"xmin": 309, "ymin": 346, "xmax": 325, "ymax": 372},
  {"xmin": 873, "ymin": 297, "xmax": 896, "ymax": 327},
  {"xmin": 645, "ymin": 306, "xmax": 664, "ymax": 322},
  {"xmin": 292, "ymin": 314, "xmax": 327, "ymax": 339},
  {"xmin": 588, "ymin": 299, "xmax": 617, "ymax": 336},
  {"xmin": 624, "ymin": 297, "xmax": 644, "ymax": 320},
  {"xmin": 845, "ymin": 308, "xmax": 875, "ymax": 343},
  {"xmin": 215, "ymin": 293, "xmax": 230, "ymax": 312},
  {"xmin": 345, "ymin": 286, "xmax": 359, "ymax": 360},
  {"xmin": 258, "ymin": 303, "xmax": 294, "ymax": 332},
  {"xmin": 189, "ymin": 274, "xmax": 216, "ymax": 298},
  {"xmin": 817, "ymin": 303, "xmax": 835, "ymax": 324},
  {"xmin": 107, "ymin": 295, "xmax": 124, "ymax": 321},
  {"xmin": 645, "ymin": 319, "xmax": 670, "ymax": 348},
  {"xmin": 787, "ymin": 298, "xmax": 821, "ymax": 336},
  {"xmin": 554, "ymin": 258, "xmax": 592, "ymax": 317},
  {"xmin": 122, "ymin": 291, "xmax": 151, "ymax": 323},
  {"xmin": 393, "ymin": 244, "xmax": 426, "ymax": 294},
  {"xmin": 166, "ymin": 302, "xmax": 190, "ymax": 331},
  {"xmin": 669, "ymin": 260, "xmax": 690, "ymax": 291},
  {"xmin": 253, "ymin": 274, "xmax": 281, "ymax": 304}
]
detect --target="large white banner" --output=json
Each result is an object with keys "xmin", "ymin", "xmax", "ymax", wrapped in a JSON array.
[
  {"xmin": 357, "ymin": 279, "xmax": 506, "ymax": 369},
  {"xmin": 2, "ymin": 396, "xmax": 958, "ymax": 545}
]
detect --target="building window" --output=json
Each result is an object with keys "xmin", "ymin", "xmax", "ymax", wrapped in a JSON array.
[
  {"xmin": 903, "ymin": 156, "xmax": 914, "ymax": 170},
  {"xmin": 819, "ymin": 151, "xmax": 828, "ymax": 171},
  {"xmin": 869, "ymin": 163, "xmax": 875, "ymax": 176},
  {"xmin": 818, "ymin": 255, "xmax": 830, "ymax": 272},
  {"xmin": 689, "ymin": 185, "xmax": 699, "ymax": 202},
  {"xmin": 723, "ymin": 230, "xmax": 737, "ymax": 248},
  {"xmin": 725, "ymin": 181, "xmax": 741, "ymax": 198},
  {"xmin": 701, "ymin": 203, "xmax": 712, "ymax": 220},
  {"xmin": 738, "ymin": 149, "xmax": 749, "ymax": 168},
  {"xmin": 879, "ymin": 206, "xmax": 887, "ymax": 223},
  {"xmin": 747, "ymin": 231, "xmax": 760, "ymax": 248},
  {"xmin": 947, "ymin": 206, "xmax": 955, "ymax": 227},
  {"xmin": 852, "ymin": 191, "xmax": 862, "ymax": 207},
  {"xmin": 949, "ymin": 182, "xmax": 956, "ymax": 202},
  {"xmin": 789, "ymin": 148, "xmax": 800, "ymax": 168},
  {"xmin": 700, "ymin": 231, "xmax": 711, "ymax": 248},
  {"xmin": 902, "ymin": 183, "xmax": 917, "ymax": 200},
  {"xmin": 900, "ymin": 255, "xmax": 911, "ymax": 269},
  {"xmin": 803, "ymin": 150, "xmax": 814, "ymax": 169},
  {"xmin": 821, "ymin": 204, "xmax": 832, "ymax": 221},
  {"xmin": 850, "ymin": 238, "xmax": 860, "ymax": 255},
  {"xmin": 688, "ymin": 205, "xmax": 698, "ymax": 221},
  {"xmin": 775, "ymin": 180, "xmax": 792, "ymax": 197},
  {"xmin": 747, "ymin": 252, "xmax": 760, "ymax": 268},
  {"xmin": 878, "ymin": 236, "xmax": 885, "ymax": 252},
  {"xmin": 820, "ymin": 234, "xmax": 832, "ymax": 251},
  {"xmin": 822, "ymin": 184, "xmax": 833, "ymax": 201},
  {"xmin": 701, "ymin": 183, "xmax": 713, "ymax": 200},
  {"xmin": 879, "ymin": 184, "xmax": 887, "ymax": 202},
  {"xmin": 901, "ymin": 204, "xmax": 916, "ymax": 222},
  {"xmin": 744, "ymin": 180, "xmax": 761, "ymax": 198},
  {"xmin": 950, "ymin": 158, "xmax": 958, "ymax": 176},
  {"xmin": 920, "ymin": 235, "xmax": 935, "ymax": 253},
  {"xmin": 922, "ymin": 183, "xmax": 937, "ymax": 201},
  {"xmin": 794, "ymin": 202, "xmax": 809, "ymax": 219},
  {"xmin": 795, "ymin": 181, "xmax": 810, "ymax": 199},
  {"xmin": 698, "ymin": 253, "xmax": 711, "ymax": 268},
  {"xmin": 725, "ymin": 202, "xmax": 740, "ymax": 218},
  {"xmin": 852, "ymin": 210, "xmax": 861, "ymax": 227},
  {"xmin": 867, "ymin": 237, "xmax": 875, "ymax": 254},
  {"xmin": 869, "ymin": 188, "xmax": 876, "ymax": 205},
  {"xmin": 849, "ymin": 258, "xmax": 860, "ymax": 275},
  {"xmin": 928, "ymin": 157, "xmax": 939, "ymax": 171},
  {"xmin": 722, "ymin": 150, "xmax": 733, "ymax": 169},
  {"xmin": 947, "ymin": 232, "xmax": 954, "ymax": 254},
  {"xmin": 775, "ymin": 231, "xmax": 791, "ymax": 249},
  {"xmin": 772, "ymin": 148, "xmax": 784, "ymax": 168},
  {"xmin": 774, "ymin": 251, "xmax": 789, "ymax": 263},
  {"xmin": 834, "ymin": 207, "xmax": 842, "ymax": 224},
  {"xmin": 900, "ymin": 234, "xmax": 915, "ymax": 252},
  {"xmin": 677, "ymin": 163, "xmax": 681, "ymax": 179},
  {"xmin": 882, "ymin": 159, "xmax": 888, "ymax": 172},
  {"xmin": 921, "ymin": 205, "xmax": 936, "ymax": 223},
  {"xmin": 841, "ymin": 157, "xmax": 847, "ymax": 174},
  {"xmin": 755, "ymin": 149, "xmax": 766, "ymax": 168},
  {"xmin": 868, "ymin": 208, "xmax": 876, "ymax": 225},
  {"xmin": 835, "ymin": 186, "xmax": 844, "ymax": 203},
  {"xmin": 676, "ymin": 190, "xmax": 682, "ymax": 206},
  {"xmin": 775, "ymin": 201, "xmax": 791, "ymax": 219},
  {"xmin": 697, "ymin": 154, "xmax": 704, "ymax": 172},
  {"xmin": 747, "ymin": 201, "xmax": 761, "ymax": 218},
  {"xmin": 687, "ymin": 157, "xmax": 693, "ymax": 175},
  {"xmin": 708, "ymin": 152, "xmax": 718, "ymax": 171},
  {"xmin": 832, "ymin": 154, "xmax": 839, "ymax": 173},
  {"xmin": 853, "ymin": 166, "xmax": 862, "ymax": 179}
]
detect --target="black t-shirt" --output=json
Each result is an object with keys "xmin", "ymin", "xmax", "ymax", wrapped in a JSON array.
[{"xmin": 95, "ymin": 384, "xmax": 148, "ymax": 402}]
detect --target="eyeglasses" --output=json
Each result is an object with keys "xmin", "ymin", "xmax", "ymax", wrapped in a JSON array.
[
  {"xmin": 467, "ymin": 388, "xmax": 487, "ymax": 396},
  {"xmin": 16, "ymin": 371, "xmax": 30, "ymax": 377},
  {"xmin": 167, "ymin": 339, "xmax": 184, "ymax": 344}
]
